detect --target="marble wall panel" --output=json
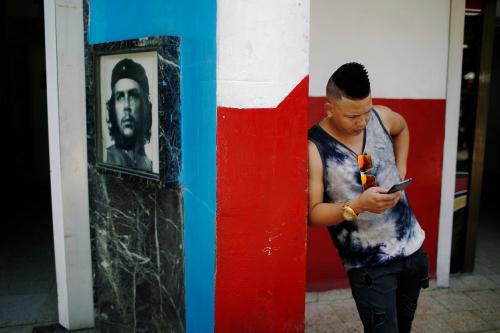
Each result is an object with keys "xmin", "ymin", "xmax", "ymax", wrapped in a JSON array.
[{"xmin": 84, "ymin": 9, "xmax": 184, "ymax": 331}]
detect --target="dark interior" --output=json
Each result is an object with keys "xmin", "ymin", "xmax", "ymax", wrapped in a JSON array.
[{"xmin": 0, "ymin": 0, "xmax": 57, "ymax": 327}]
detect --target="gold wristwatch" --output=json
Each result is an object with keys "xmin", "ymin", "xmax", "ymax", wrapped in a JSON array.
[{"xmin": 342, "ymin": 201, "xmax": 358, "ymax": 221}]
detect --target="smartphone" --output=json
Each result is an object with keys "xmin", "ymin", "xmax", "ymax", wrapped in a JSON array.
[{"xmin": 386, "ymin": 178, "xmax": 413, "ymax": 194}]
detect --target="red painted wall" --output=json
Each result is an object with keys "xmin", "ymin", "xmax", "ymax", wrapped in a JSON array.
[
  {"xmin": 215, "ymin": 78, "xmax": 309, "ymax": 332},
  {"xmin": 307, "ymin": 97, "xmax": 445, "ymax": 291}
]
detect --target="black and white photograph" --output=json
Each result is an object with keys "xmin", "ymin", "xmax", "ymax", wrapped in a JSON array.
[{"xmin": 98, "ymin": 51, "xmax": 159, "ymax": 175}]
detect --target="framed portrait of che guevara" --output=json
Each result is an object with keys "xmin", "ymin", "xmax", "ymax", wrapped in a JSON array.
[{"xmin": 90, "ymin": 36, "xmax": 180, "ymax": 183}]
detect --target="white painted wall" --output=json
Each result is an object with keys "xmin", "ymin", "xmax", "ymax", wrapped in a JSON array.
[
  {"xmin": 44, "ymin": 0, "xmax": 94, "ymax": 329},
  {"xmin": 217, "ymin": 0, "xmax": 310, "ymax": 108},
  {"xmin": 309, "ymin": 0, "xmax": 450, "ymax": 99}
]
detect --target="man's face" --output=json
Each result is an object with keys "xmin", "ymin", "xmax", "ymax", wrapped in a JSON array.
[
  {"xmin": 325, "ymin": 94, "xmax": 373, "ymax": 136},
  {"xmin": 113, "ymin": 78, "xmax": 143, "ymax": 140}
]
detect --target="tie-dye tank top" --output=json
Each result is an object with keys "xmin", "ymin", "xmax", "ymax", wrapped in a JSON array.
[{"xmin": 308, "ymin": 109, "xmax": 425, "ymax": 269}]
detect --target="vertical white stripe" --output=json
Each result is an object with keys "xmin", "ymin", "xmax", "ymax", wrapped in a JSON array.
[
  {"xmin": 437, "ymin": 0, "xmax": 465, "ymax": 288},
  {"xmin": 44, "ymin": 0, "xmax": 95, "ymax": 328},
  {"xmin": 44, "ymin": 0, "xmax": 69, "ymax": 326}
]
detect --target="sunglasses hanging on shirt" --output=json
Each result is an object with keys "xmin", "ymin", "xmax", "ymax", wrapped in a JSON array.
[{"xmin": 358, "ymin": 154, "xmax": 377, "ymax": 191}]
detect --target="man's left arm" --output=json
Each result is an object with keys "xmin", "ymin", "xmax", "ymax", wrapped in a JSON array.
[{"xmin": 375, "ymin": 106, "xmax": 409, "ymax": 179}]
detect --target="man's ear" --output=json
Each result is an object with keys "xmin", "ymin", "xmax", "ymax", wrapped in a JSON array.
[{"xmin": 324, "ymin": 101, "xmax": 334, "ymax": 118}]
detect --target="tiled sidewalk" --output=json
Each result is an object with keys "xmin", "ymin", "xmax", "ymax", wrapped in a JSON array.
[
  {"xmin": 305, "ymin": 203, "xmax": 500, "ymax": 333},
  {"xmin": 305, "ymin": 274, "xmax": 500, "ymax": 333},
  {"xmin": 306, "ymin": 184, "xmax": 500, "ymax": 333}
]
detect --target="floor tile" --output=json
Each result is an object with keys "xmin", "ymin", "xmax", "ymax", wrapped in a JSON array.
[
  {"xmin": 415, "ymin": 295, "xmax": 448, "ymax": 315},
  {"xmin": 317, "ymin": 288, "xmax": 352, "ymax": 303},
  {"xmin": 473, "ymin": 307, "xmax": 500, "ymax": 329},
  {"xmin": 328, "ymin": 299, "xmax": 359, "ymax": 324},
  {"xmin": 305, "ymin": 303, "xmax": 339, "ymax": 326},
  {"xmin": 0, "ymin": 325, "xmax": 35, "ymax": 333},
  {"xmin": 338, "ymin": 320, "xmax": 363, "ymax": 333},
  {"xmin": 305, "ymin": 323, "xmax": 345, "ymax": 333},
  {"xmin": 440, "ymin": 310, "xmax": 493, "ymax": 332},
  {"xmin": 412, "ymin": 313, "xmax": 454, "ymax": 333},
  {"xmin": 464, "ymin": 290, "xmax": 500, "ymax": 309},
  {"xmin": 460, "ymin": 275, "xmax": 499, "ymax": 291},
  {"xmin": 448, "ymin": 275, "xmax": 474, "ymax": 291},
  {"xmin": 433, "ymin": 292, "xmax": 480, "ymax": 311},
  {"xmin": 0, "ymin": 293, "xmax": 57, "ymax": 327}
]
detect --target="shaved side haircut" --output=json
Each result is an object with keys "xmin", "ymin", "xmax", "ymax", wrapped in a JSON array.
[{"xmin": 326, "ymin": 62, "xmax": 371, "ymax": 102}]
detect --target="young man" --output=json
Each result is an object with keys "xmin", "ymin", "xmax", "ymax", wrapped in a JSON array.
[{"xmin": 308, "ymin": 63, "xmax": 428, "ymax": 333}]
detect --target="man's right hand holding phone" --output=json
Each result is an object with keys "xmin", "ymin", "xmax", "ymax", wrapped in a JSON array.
[{"xmin": 350, "ymin": 187, "xmax": 402, "ymax": 214}]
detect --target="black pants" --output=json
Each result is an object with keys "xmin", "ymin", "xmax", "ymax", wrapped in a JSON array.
[{"xmin": 347, "ymin": 249, "xmax": 429, "ymax": 333}]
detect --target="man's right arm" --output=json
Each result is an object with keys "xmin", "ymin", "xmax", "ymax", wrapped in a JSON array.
[
  {"xmin": 308, "ymin": 141, "xmax": 347, "ymax": 227},
  {"xmin": 308, "ymin": 141, "xmax": 403, "ymax": 227}
]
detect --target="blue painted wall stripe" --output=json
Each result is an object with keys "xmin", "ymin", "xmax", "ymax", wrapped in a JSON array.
[{"xmin": 88, "ymin": 2, "xmax": 216, "ymax": 332}]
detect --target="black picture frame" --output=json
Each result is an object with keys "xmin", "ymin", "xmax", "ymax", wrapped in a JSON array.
[{"xmin": 86, "ymin": 36, "xmax": 181, "ymax": 184}]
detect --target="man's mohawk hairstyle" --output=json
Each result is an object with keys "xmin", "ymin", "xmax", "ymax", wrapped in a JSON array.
[{"xmin": 327, "ymin": 62, "xmax": 371, "ymax": 100}]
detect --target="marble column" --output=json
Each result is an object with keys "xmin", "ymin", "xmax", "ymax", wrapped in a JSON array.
[{"xmin": 84, "ymin": 25, "xmax": 184, "ymax": 332}]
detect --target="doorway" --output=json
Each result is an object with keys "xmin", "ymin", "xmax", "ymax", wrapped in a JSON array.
[
  {"xmin": 450, "ymin": 0, "xmax": 499, "ymax": 274},
  {"xmin": 0, "ymin": 0, "xmax": 57, "ymax": 328},
  {"xmin": 470, "ymin": 3, "xmax": 500, "ymax": 275}
]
